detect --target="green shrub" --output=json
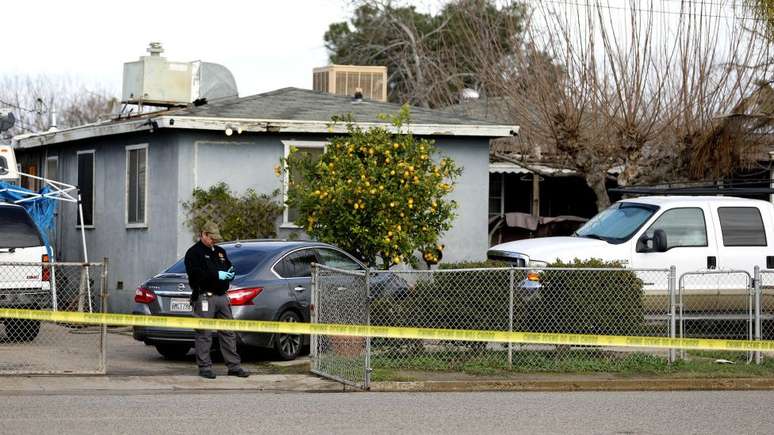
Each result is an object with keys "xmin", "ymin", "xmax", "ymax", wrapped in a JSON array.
[
  {"xmin": 526, "ymin": 258, "xmax": 645, "ymax": 335},
  {"xmin": 183, "ymin": 182, "xmax": 284, "ymax": 241}
]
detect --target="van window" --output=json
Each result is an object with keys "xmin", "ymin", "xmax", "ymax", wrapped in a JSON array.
[
  {"xmin": 575, "ymin": 202, "xmax": 658, "ymax": 243},
  {"xmin": 718, "ymin": 207, "xmax": 767, "ymax": 247},
  {"xmin": 0, "ymin": 207, "xmax": 44, "ymax": 248},
  {"xmin": 644, "ymin": 208, "xmax": 707, "ymax": 249}
]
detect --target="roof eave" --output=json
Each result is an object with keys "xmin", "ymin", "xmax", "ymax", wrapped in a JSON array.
[{"xmin": 14, "ymin": 115, "xmax": 519, "ymax": 148}]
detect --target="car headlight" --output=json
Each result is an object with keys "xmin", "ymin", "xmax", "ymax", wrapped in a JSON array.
[{"xmin": 528, "ymin": 260, "xmax": 548, "ymax": 268}]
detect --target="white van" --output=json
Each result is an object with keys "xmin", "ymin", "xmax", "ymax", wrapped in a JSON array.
[
  {"xmin": 488, "ymin": 196, "xmax": 774, "ymax": 310},
  {"xmin": 0, "ymin": 202, "xmax": 50, "ymax": 341}
]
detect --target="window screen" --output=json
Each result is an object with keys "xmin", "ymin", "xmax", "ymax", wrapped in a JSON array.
[
  {"xmin": 127, "ymin": 147, "xmax": 147, "ymax": 224},
  {"xmin": 718, "ymin": 207, "xmax": 767, "ymax": 247},
  {"xmin": 77, "ymin": 152, "xmax": 94, "ymax": 226}
]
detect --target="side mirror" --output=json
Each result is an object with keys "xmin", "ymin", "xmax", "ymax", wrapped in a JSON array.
[
  {"xmin": 636, "ymin": 229, "xmax": 668, "ymax": 253},
  {"xmin": 652, "ymin": 229, "xmax": 668, "ymax": 252}
]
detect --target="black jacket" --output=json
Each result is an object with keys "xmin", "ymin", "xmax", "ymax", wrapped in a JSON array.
[{"xmin": 184, "ymin": 241, "xmax": 233, "ymax": 301}]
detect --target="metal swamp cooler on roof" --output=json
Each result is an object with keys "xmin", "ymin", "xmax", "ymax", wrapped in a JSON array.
[{"xmin": 122, "ymin": 42, "xmax": 238, "ymax": 107}]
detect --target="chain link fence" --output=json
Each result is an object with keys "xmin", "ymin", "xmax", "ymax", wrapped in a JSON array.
[
  {"xmin": 0, "ymin": 261, "xmax": 107, "ymax": 374},
  {"xmin": 678, "ymin": 270, "xmax": 754, "ymax": 362},
  {"xmin": 311, "ymin": 264, "xmax": 675, "ymax": 388}
]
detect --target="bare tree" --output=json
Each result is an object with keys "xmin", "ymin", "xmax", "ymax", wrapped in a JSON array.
[
  {"xmin": 0, "ymin": 75, "xmax": 118, "ymax": 140},
  {"xmin": 451, "ymin": 0, "xmax": 774, "ymax": 211}
]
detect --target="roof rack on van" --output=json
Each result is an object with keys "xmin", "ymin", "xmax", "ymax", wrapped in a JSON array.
[{"xmin": 609, "ymin": 179, "xmax": 774, "ymax": 196}]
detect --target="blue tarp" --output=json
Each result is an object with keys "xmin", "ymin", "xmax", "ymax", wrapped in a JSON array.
[{"xmin": 0, "ymin": 181, "xmax": 57, "ymax": 256}]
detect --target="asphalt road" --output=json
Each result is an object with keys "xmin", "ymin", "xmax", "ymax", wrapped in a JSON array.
[{"xmin": 1, "ymin": 390, "xmax": 774, "ymax": 434}]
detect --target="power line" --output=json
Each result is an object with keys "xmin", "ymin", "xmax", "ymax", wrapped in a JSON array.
[{"xmin": 0, "ymin": 98, "xmax": 41, "ymax": 114}]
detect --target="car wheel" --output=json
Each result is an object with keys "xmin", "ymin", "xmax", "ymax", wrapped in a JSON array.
[
  {"xmin": 5, "ymin": 319, "xmax": 40, "ymax": 342},
  {"xmin": 274, "ymin": 310, "xmax": 302, "ymax": 361},
  {"xmin": 155, "ymin": 344, "xmax": 192, "ymax": 360}
]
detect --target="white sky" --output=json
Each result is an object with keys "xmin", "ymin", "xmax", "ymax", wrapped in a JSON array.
[{"xmin": 0, "ymin": 0, "xmax": 366, "ymax": 97}]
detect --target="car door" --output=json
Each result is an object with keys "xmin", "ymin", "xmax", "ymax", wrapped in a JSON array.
[
  {"xmin": 274, "ymin": 248, "xmax": 317, "ymax": 309},
  {"xmin": 630, "ymin": 206, "xmax": 718, "ymax": 311}
]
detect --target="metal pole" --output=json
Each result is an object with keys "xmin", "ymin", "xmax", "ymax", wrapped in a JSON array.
[
  {"xmin": 76, "ymin": 192, "xmax": 92, "ymax": 312},
  {"xmin": 364, "ymin": 268, "xmax": 371, "ymax": 390},
  {"xmin": 755, "ymin": 266, "xmax": 762, "ymax": 365},
  {"xmin": 310, "ymin": 264, "xmax": 318, "ymax": 372},
  {"xmin": 508, "ymin": 267, "xmax": 514, "ymax": 369},
  {"xmin": 669, "ymin": 266, "xmax": 676, "ymax": 363},
  {"xmin": 99, "ymin": 258, "xmax": 109, "ymax": 374}
]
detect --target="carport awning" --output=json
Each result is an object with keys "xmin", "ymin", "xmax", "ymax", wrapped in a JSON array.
[
  {"xmin": 489, "ymin": 161, "xmax": 576, "ymax": 176},
  {"xmin": 489, "ymin": 162, "xmax": 529, "ymax": 174}
]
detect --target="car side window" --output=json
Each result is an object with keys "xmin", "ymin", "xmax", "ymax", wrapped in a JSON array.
[
  {"xmin": 317, "ymin": 248, "xmax": 362, "ymax": 270},
  {"xmin": 718, "ymin": 207, "xmax": 767, "ymax": 247},
  {"xmin": 644, "ymin": 208, "xmax": 707, "ymax": 249},
  {"xmin": 275, "ymin": 249, "xmax": 317, "ymax": 278}
]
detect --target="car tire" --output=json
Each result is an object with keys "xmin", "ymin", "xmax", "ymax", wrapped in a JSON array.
[
  {"xmin": 5, "ymin": 319, "xmax": 40, "ymax": 342},
  {"xmin": 155, "ymin": 344, "xmax": 192, "ymax": 360},
  {"xmin": 274, "ymin": 310, "xmax": 302, "ymax": 361}
]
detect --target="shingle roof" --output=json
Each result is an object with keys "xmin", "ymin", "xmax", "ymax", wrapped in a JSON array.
[{"xmin": 174, "ymin": 87, "xmax": 502, "ymax": 126}]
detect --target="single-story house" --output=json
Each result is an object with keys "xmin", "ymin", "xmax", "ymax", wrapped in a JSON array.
[{"xmin": 13, "ymin": 87, "xmax": 518, "ymax": 313}]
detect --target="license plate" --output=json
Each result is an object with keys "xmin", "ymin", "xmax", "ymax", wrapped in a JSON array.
[{"xmin": 170, "ymin": 298, "xmax": 192, "ymax": 312}]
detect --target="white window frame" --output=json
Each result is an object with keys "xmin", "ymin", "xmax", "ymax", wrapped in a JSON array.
[
  {"xmin": 45, "ymin": 155, "xmax": 58, "ymax": 180},
  {"xmin": 125, "ymin": 144, "xmax": 149, "ymax": 228},
  {"xmin": 281, "ymin": 140, "xmax": 327, "ymax": 228},
  {"xmin": 76, "ymin": 149, "xmax": 96, "ymax": 229}
]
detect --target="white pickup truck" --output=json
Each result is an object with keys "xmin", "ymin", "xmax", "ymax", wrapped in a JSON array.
[
  {"xmin": 0, "ymin": 202, "xmax": 50, "ymax": 341},
  {"xmin": 488, "ymin": 196, "xmax": 774, "ymax": 311}
]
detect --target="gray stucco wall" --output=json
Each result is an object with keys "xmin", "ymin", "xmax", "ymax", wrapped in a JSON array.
[
  {"xmin": 174, "ymin": 131, "xmax": 490, "ymax": 265},
  {"xmin": 30, "ymin": 132, "xmax": 181, "ymax": 313},
  {"xmin": 17, "ymin": 128, "xmax": 489, "ymax": 313}
]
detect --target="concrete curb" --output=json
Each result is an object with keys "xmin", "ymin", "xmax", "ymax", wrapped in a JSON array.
[
  {"xmin": 370, "ymin": 378, "xmax": 774, "ymax": 392},
  {"xmin": 0, "ymin": 374, "xmax": 345, "ymax": 394}
]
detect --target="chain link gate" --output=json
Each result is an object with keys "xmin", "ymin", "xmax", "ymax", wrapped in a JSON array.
[
  {"xmin": 0, "ymin": 260, "xmax": 108, "ymax": 374},
  {"xmin": 756, "ymin": 267, "xmax": 774, "ymax": 363},
  {"xmin": 678, "ymin": 270, "xmax": 753, "ymax": 361},
  {"xmin": 310, "ymin": 264, "xmax": 370, "ymax": 389}
]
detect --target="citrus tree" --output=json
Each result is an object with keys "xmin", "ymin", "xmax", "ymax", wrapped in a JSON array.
[{"xmin": 281, "ymin": 107, "xmax": 461, "ymax": 268}]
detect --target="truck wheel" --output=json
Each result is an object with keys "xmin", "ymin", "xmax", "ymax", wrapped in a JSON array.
[{"xmin": 5, "ymin": 319, "xmax": 40, "ymax": 342}]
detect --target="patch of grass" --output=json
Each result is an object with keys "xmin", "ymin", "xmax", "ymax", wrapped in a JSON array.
[{"xmin": 366, "ymin": 348, "xmax": 774, "ymax": 380}]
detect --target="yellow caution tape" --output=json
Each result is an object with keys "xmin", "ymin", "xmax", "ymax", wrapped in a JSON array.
[{"xmin": 1, "ymin": 308, "xmax": 773, "ymax": 352}]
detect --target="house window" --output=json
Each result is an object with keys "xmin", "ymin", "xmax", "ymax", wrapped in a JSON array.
[
  {"xmin": 77, "ymin": 150, "xmax": 95, "ymax": 227},
  {"xmin": 282, "ymin": 140, "xmax": 326, "ymax": 227},
  {"xmin": 718, "ymin": 207, "xmax": 766, "ymax": 247},
  {"xmin": 45, "ymin": 156, "xmax": 58, "ymax": 181},
  {"xmin": 21, "ymin": 164, "xmax": 40, "ymax": 191},
  {"xmin": 126, "ymin": 144, "xmax": 148, "ymax": 227},
  {"xmin": 489, "ymin": 173, "xmax": 504, "ymax": 217}
]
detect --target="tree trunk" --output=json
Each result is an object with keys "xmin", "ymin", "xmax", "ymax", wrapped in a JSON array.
[{"xmin": 586, "ymin": 172, "xmax": 611, "ymax": 212}]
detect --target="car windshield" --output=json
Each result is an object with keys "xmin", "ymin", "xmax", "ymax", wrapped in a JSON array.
[
  {"xmin": 575, "ymin": 202, "xmax": 658, "ymax": 243},
  {"xmin": 0, "ymin": 207, "xmax": 44, "ymax": 249},
  {"xmin": 163, "ymin": 246, "xmax": 270, "ymax": 276}
]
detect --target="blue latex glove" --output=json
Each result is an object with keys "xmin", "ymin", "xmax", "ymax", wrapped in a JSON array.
[{"xmin": 218, "ymin": 270, "xmax": 235, "ymax": 281}]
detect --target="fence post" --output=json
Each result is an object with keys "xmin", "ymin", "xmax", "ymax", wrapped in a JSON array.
[
  {"xmin": 755, "ymin": 266, "xmax": 762, "ymax": 365},
  {"xmin": 364, "ymin": 268, "xmax": 371, "ymax": 390},
  {"xmin": 310, "ymin": 264, "xmax": 318, "ymax": 371},
  {"xmin": 508, "ymin": 267, "xmax": 514, "ymax": 370},
  {"xmin": 99, "ymin": 258, "xmax": 109, "ymax": 374},
  {"xmin": 669, "ymin": 265, "xmax": 677, "ymax": 363}
]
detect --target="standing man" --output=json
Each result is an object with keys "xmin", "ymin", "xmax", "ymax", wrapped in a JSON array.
[{"xmin": 184, "ymin": 221, "xmax": 249, "ymax": 379}]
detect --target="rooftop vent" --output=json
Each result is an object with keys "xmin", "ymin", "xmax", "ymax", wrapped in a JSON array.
[
  {"xmin": 122, "ymin": 42, "xmax": 238, "ymax": 107},
  {"xmin": 313, "ymin": 65, "xmax": 387, "ymax": 102}
]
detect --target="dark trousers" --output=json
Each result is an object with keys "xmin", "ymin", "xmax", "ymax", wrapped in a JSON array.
[{"xmin": 193, "ymin": 294, "xmax": 241, "ymax": 371}]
